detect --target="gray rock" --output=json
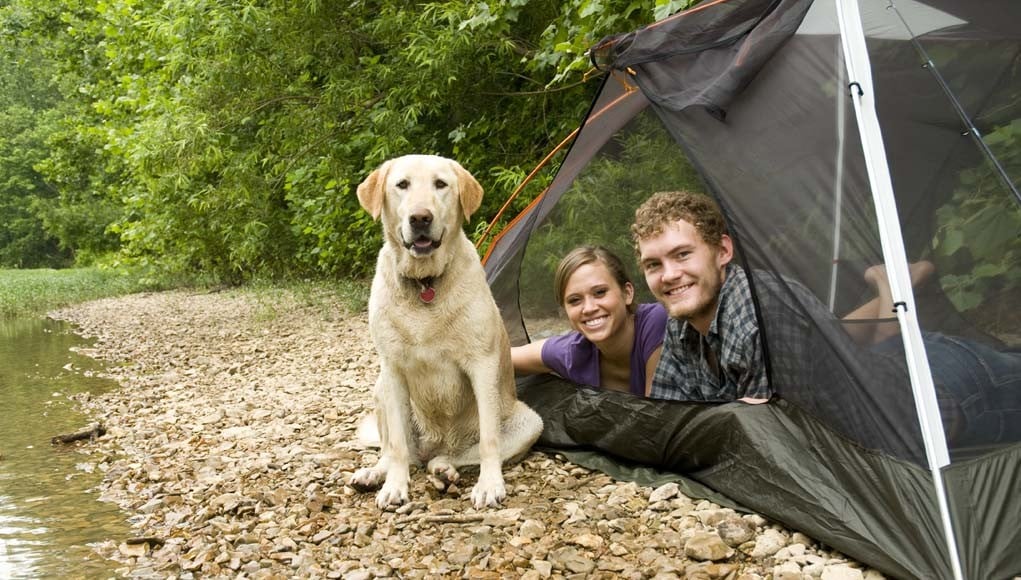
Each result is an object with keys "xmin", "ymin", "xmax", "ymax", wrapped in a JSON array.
[
  {"xmin": 684, "ymin": 531, "xmax": 734, "ymax": 562},
  {"xmin": 822, "ymin": 565, "xmax": 865, "ymax": 580},
  {"xmin": 716, "ymin": 516, "xmax": 756, "ymax": 547},
  {"xmin": 548, "ymin": 546, "xmax": 596, "ymax": 574},
  {"xmin": 772, "ymin": 561, "xmax": 803, "ymax": 580},
  {"xmin": 649, "ymin": 482, "xmax": 680, "ymax": 503},
  {"xmin": 750, "ymin": 528, "xmax": 787, "ymax": 558},
  {"xmin": 518, "ymin": 518, "xmax": 546, "ymax": 539}
]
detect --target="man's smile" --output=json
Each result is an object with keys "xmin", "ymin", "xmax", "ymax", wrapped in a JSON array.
[{"xmin": 665, "ymin": 282, "xmax": 695, "ymax": 297}]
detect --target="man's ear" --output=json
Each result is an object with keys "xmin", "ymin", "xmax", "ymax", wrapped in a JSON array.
[
  {"xmin": 356, "ymin": 161, "xmax": 391, "ymax": 221},
  {"xmin": 452, "ymin": 160, "xmax": 483, "ymax": 222},
  {"xmin": 717, "ymin": 234, "xmax": 734, "ymax": 266}
]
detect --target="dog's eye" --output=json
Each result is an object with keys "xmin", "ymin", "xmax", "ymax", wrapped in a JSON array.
[
  {"xmin": 396, "ymin": 179, "xmax": 410, "ymax": 190},
  {"xmin": 434, "ymin": 179, "xmax": 447, "ymax": 189}
]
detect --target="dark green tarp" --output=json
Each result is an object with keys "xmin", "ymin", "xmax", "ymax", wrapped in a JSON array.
[{"xmin": 520, "ymin": 376, "xmax": 1021, "ymax": 579}]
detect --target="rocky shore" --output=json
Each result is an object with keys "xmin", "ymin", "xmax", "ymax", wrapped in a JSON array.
[{"xmin": 53, "ymin": 288, "xmax": 882, "ymax": 579}]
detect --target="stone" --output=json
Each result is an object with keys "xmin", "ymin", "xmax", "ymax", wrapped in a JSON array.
[
  {"xmin": 649, "ymin": 482, "xmax": 680, "ymax": 503},
  {"xmin": 446, "ymin": 543, "xmax": 475, "ymax": 566},
  {"xmin": 118, "ymin": 542, "xmax": 148, "ymax": 557},
  {"xmin": 683, "ymin": 531, "xmax": 734, "ymax": 562},
  {"xmin": 694, "ymin": 508, "xmax": 734, "ymax": 527},
  {"xmin": 548, "ymin": 547, "xmax": 596, "ymax": 574},
  {"xmin": 716, "ymin": 516, "xmax": 756, "ymax": 547},
  {"xmin": 609, "ymin": 542, "xmax": 629, "ymax": 556},
  {"xmin": 791, "ymin": 532, "xmax": 815, "ymax": 547},
  {"xmin": 772, "ymin": 561, "xmax": 803, "ymax": 580},
  {"xmin": 518, "ymin": 519, "xmax": 546, "ymax": 539},
  {"xmin": 483, "ymin": 508, "xmax": 521, "ymax": 527},
  {"xmin": 570, "ymin": 533, "xmax": 604, "ymax": 550},
  {"xmin": 530, "ymin": 559, "xmax": 553, "ymax": 578},
  {"xmin": 822, "ymin": 565, "xmax": 865, "ymax": 580},
  {"xmin": 750, "ymin": 528, "xmax": 787, "ymax": 558}
]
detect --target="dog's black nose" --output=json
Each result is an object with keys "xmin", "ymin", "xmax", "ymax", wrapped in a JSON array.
[{"xmin": 409, "ymin": 210, "xmax": 433, "ymax": 231}]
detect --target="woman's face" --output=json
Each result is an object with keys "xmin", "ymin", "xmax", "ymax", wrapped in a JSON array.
[{"xmin": 562, "ymin": 261, "xmax": 634, "ymax": 345}]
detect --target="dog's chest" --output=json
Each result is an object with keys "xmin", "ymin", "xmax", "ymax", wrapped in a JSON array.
[
  {"xmin": 375, "ymin": 304, "xmax": 462, "ymax": 347},
  {"xmin": 388, "ymin": 334, "xmax": 474, "ymax": 418}
]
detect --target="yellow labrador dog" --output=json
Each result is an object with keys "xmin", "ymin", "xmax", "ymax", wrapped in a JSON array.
[{"xmin": 350, "ymin": 154, "xmax": 543, "ymax": 509}]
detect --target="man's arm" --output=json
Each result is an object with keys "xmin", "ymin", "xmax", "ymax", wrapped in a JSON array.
[{"xmin": 644, "ymin": 345, "xmax": 663, "ymax": 397}]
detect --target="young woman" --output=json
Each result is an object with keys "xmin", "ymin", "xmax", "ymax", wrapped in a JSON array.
[{"xmin": 511, "ymin": 245, "xmax": 667, "ymax": 396}]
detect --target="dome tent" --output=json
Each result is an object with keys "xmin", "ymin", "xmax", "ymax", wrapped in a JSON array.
[{"xmin": 483, "ymin": 0, "xmax": 1021, "ymax": 578}]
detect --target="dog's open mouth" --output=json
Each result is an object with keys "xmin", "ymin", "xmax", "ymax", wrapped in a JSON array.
[{"xmin": 407, "ymin": 235, "xmax": 441, "ymax": 256}]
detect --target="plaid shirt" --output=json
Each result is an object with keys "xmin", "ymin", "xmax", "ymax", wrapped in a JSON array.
[{"xmin": 650, "ymin": 265, "xmax": 771, "ymax": 402}]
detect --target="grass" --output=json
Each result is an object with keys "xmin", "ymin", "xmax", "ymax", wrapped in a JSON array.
[
  {"xmin": 0, "ymin": 267, "xmax": 372, "ymax": 321},
  {"xmin": 244, "ymin": 276, "xmax": 372, "ymax": 323},
  {"xmin": 0, "ymin": 267, "xmax": 162, "ymax": 319}
]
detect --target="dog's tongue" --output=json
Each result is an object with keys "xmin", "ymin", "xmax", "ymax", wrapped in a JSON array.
[{"xmin": 414, "ymin": 237, "xmax": 432, "ymax": 248}]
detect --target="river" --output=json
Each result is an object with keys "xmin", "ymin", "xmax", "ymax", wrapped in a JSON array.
[{"xmin": 0, "ymin": 316, "xmax": 128, "ymax": 578}]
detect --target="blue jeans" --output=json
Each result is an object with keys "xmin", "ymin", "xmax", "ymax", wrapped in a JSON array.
[{"xmin": 922, "ymin": 333, "xmax": 1021, "ymax": 446}]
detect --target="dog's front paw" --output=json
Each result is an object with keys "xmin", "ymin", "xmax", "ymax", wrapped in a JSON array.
[
  {"xmin": 376, "ymin": 480, "xmax": 409, "ymax": 509},
  {"xmin": 349, "ymin": 467, "xmax": 385, "ymax": 492},
  {"xmin": 471, "ymin": 473, "xmax": 506, "ymax": 509}
]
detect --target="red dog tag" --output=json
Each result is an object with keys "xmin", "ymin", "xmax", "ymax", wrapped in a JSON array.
[{"xmin": 420, "ymin": 286, "xmax": 436, "ymax": 303}]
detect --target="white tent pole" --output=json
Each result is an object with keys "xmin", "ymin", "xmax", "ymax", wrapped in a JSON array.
[{"xmin": 834, "ymin": 1, "xmax": 964, "ymax": 578}]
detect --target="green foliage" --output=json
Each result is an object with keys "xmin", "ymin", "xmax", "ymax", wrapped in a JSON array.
[
  {"xmin": 0, "ymin": 105, "xmax": 70, "ymax": 268},
  {"xmin": 0, "ymin": 1, "xmax": 125, "ymax": 268},
  {"xmin": 932, "ymin": 120, "xmax": 1021, "ymax": 321},
  {"xmin": 519, "ymin": 112, "xmax": 704, "ymax": 316},
  {"xmin": 0, "ymin": 0, "xmax": 696, "ymax": 281}
]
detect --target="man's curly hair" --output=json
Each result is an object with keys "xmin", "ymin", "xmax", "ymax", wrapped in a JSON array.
[{"xmin": 631, "ymin": 190, "xmax": 728, "ymax": 250}]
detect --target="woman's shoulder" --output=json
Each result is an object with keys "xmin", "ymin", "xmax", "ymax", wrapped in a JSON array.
[
  {"xmin": 540, "ymin": 330, "xmax": 600, "ymax": 387},
  {"xmin": 541, "ymin": 329, "xmax": 594, "ymax": 361}
]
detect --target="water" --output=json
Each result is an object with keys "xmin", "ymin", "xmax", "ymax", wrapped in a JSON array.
[{"xmin": 0, "ymin": 316, "xmax": 129, "ymax": 579}]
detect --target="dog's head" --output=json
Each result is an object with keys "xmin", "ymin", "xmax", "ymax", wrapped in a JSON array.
[{"xmin": 356, "ymin": 155, "xmax": 483, "ymax": 261}]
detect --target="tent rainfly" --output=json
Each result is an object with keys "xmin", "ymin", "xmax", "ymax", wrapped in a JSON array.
[{"xmin": 483, "ymin": 0, "xmax": 1021, "ymax": 578}]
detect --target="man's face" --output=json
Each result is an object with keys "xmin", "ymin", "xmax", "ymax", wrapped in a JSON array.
[{"xmin": 638, "ymin": 219, "xmax": 733, "ymax": 335}]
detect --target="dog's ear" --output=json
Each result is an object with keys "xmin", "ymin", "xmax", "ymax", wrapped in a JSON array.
[
  {"xmin": 356, "ymin": 161, "xmax": 390, "ymax": 221},
  {"xmin": 453, "ymin": 160, "xmax": 483, "ymax": 222}
]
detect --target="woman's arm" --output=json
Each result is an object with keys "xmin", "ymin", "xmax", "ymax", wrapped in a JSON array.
[
  {"xmin": 644, "ymin": 345, "xmax": 663, "ymax": 397},
  {"xmin": 511, "ymin": 339, "xmax": 553, "ymax": 376}
]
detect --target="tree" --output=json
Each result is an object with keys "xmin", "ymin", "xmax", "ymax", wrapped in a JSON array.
[{"xmin": 1, "ymin": 0, "xmax": 696, "ymax": 278}]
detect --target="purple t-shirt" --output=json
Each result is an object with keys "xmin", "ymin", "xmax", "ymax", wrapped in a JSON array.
[{"xmin": 540, "ymin": 303, "xmax": 668, "ymax": 396}]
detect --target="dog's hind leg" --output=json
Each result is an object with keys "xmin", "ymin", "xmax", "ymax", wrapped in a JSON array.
[
  {"xmin": 425, "ymin": 455, "xmax": 461, "ymax": 491},
  {"xmin": 349, "ymin": 368, "xmax": 416, "ymax": 508},
  {"xmin": 448, "ymin": 401, "xmax": 544, "ymax": 467}
]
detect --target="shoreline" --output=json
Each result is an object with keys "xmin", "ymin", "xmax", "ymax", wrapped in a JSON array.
[{"xmin": 53, "ymin": 288, "xmax": 879, "ymax": 579}]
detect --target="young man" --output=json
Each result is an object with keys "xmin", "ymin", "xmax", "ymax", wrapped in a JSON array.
[{"xmin": 631, "ymin": 190, "xmax": 770, "ymax": 403}]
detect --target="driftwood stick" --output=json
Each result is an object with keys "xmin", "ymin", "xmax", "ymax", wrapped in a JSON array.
[
  {"xmin": 51, "ymin": 423, "xmax": 106, "ymax": 445},
  {"xmin": 395, "ymin": 513, "xmax": 487, "ymax": 525},
  {"xmin": 125, "ymin": 537, "xmax": 166, "ymax": 546}
]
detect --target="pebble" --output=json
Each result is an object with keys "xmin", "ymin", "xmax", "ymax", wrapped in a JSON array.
[
  {"xmin": 684, "ymin": 531, "xmax": 734, "ymax": 561},
  {"xmin": 52, "ymin": 289, "xmax": 885, "ymax": 579}
]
